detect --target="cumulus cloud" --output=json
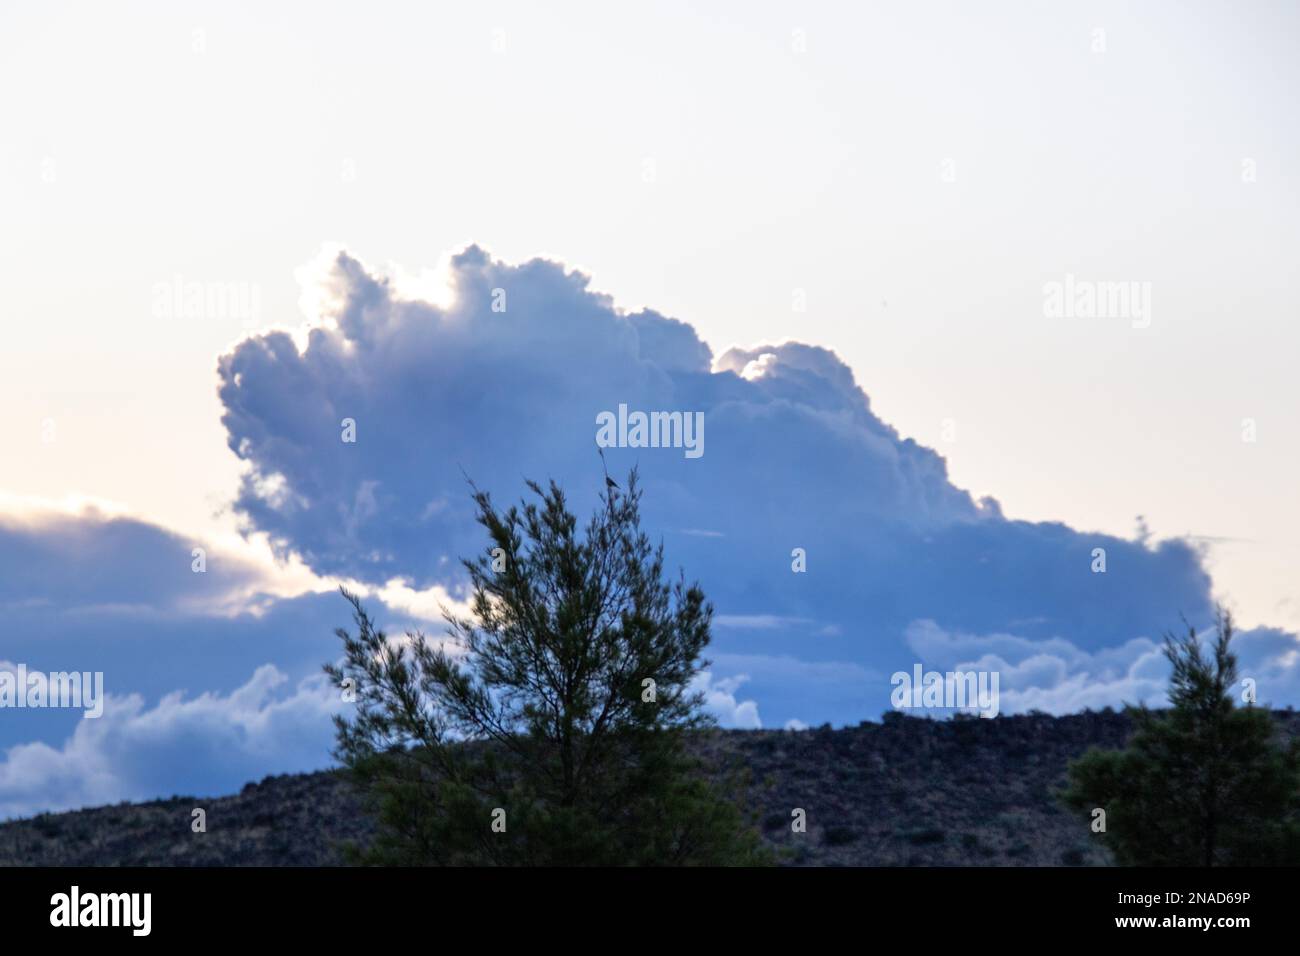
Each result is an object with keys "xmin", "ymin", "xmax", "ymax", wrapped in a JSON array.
[
  {"xmin": 902, "ymin": 618, "xmax": 1300, "ymax": 715},
  {"xmin": 902, "ymin": 619, "xmax": 1168, "ymax": 715},
  {"xmin": 218, "ymin": 245, "xmax": 988, "ymax": 590},
  {"xmin": 213, "ymin": 244, "xmax": 1257, "ymax": 726},
  {"xmin": 692, "ymin": 671, "xmax": 762, "ymax": 729},
  {"xmin": 0, "ymin": 664, "xmax": 340, "ymax": 819}
]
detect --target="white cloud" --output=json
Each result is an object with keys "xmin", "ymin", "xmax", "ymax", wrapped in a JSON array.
[
  {"xmin": 215, "ymin": 246, "xmax": 1232, "ymax": 742},
  {"xmin": 691, "ymin": 671, "xmax": 762, "ymax": 729},
  {"xmin": 902, "ymin": 619, "xmax": 1300, "ymax": 715},
  {"xmin": 0, "ymin": 665, "xmax": 341, "ymax": 820}
]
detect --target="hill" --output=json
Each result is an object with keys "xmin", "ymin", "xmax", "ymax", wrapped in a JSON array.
[{"xmin": 4, "ymin": 710, "xmax": 1295, "ymax": 866}]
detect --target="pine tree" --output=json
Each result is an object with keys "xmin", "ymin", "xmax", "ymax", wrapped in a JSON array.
[
  {"xmin": 1062, "ymin": 608, "xmax": 1300, "ymax": 865},
  {"xmin": 325, "ymin": 471, "xmax": 770, "ymax": 865}
]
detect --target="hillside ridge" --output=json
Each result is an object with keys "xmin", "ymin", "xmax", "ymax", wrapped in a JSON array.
[{"xmin": 5, "ymin": 710, "xmax": 1296, "ymax": 866}]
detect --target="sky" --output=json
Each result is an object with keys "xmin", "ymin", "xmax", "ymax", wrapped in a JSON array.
[{"xmin": 0, "ymin": 0, "xmax": 1297, "ymax": 818}]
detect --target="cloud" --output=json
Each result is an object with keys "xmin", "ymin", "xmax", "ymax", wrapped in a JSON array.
[
  {"xmin": 691, "ymin": 671, "xmax": 762, "ymax": 729},
  {"xmin": 0, "ymin": 500, "xmax": 759, "ymax": 816},
  {"xmin": 0, "ymin": 507, "xmax": 266, "ymax": 617},
  {"xmin": 0, "ymin": 506, "xmax": 456, "ymax": 807},
  {"xmin": 901, "ymin": 618, "xmax": 1300, "ymax": 715},
  {"xmin": 217, "ymin": 244, "xmax": 988, "ymax": 590},
  {"xmin": 213, "ymin": 245, "xmax": 1251, "ymax": 727},
  {"xmin": 0, "ymin": 664, "xmax": 340, "ymax": 819},
  {"xmin": 902, "ymin": 619, "xmax": 1168, "ymax": 715}
]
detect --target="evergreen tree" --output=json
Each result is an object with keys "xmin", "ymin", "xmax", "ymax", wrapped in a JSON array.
[
  {"xmin": 1062, "ymin": 608, "xmax": 1300, "ymax": 865},
  {"xmin": 325, "ymin": 471, "xmax": 770, "ymax": 865}
]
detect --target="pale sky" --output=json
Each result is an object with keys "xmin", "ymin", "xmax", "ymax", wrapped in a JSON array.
[{"xmin": 2, "ymin": 0, "xmax": 1297, "ymax": 630}]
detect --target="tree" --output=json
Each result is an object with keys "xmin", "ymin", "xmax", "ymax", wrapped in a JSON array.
[
  {"xmin": 325, "ymin": 471, "xmax": 770, "ymax": 865},
  {"xmin": 1062, "ymin": 607, "xmax": 1300, "ymax": 865}
]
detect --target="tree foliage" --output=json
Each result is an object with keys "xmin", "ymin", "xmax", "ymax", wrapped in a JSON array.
[
  {"xmin": 1062, "ymin": 608, "xmax": 1300, "ymax": 865},
  {"xmin": 325, "ymin": 472, "xmax": 769, "ymax": 865}
]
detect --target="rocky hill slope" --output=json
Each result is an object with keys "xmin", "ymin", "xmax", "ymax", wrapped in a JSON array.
[{"xmin": 5, "ymin": 710, "xmax": 1294, "ymax": 866}]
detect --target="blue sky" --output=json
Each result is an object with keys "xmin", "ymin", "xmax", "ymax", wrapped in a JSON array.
[{"xmin": 1, "ymin": 0, "xmax": 1298, "ymax": 818}]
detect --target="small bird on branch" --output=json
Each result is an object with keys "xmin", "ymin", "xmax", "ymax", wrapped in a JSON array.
[{"xmin": 597, "ymin": 446, "xmax": 619, "ymax": 490}]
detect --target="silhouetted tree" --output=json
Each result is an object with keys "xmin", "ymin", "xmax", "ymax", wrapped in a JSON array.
[
  {"xmin": 1062, "ymin": 607, "xmax": 1300, "ymax": 865},
  {"xmin": 326, "ymin": 471, "xmax": 769, "ymax": 865}
]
